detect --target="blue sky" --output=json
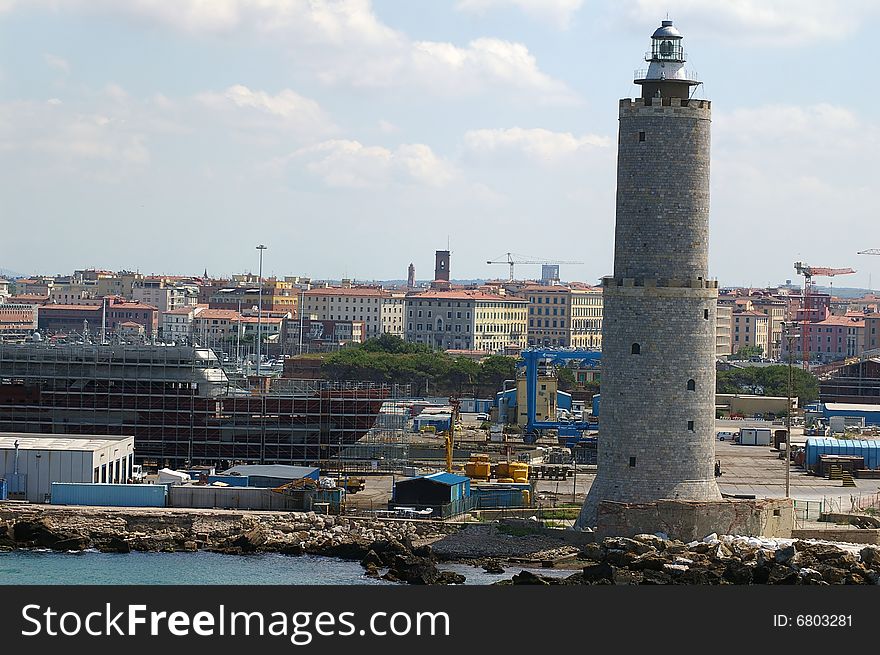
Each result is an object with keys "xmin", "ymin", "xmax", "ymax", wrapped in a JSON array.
[{"xmin": 0, "ymin": 1, "xmax": 877, "ymax": 289}]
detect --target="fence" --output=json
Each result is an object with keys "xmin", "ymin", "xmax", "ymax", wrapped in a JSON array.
[
  {"xmin": 793, "ymin": 499, "xmax": 824, "ymax": 526},
  {"xmin": 793, "ymin": 493, "xmax": 880, "ymax": 528}
]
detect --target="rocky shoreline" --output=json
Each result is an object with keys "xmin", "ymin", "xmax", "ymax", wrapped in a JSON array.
[
  {"xmin": 2, "ymin": 506, "xmax": 879, "ymax": 585},
  {"xmin": 0, "ymin": 505, "xmax": 467, "ymax": 584},
  {"xmin": 499, "ymin": 534, "xmax": 880, "ymax": 585}
]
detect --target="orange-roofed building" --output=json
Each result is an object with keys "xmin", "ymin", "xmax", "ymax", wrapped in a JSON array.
[
  {"xmin": 302, "ymin": 285, "xmax": 404, "ymax": 339},
  {"xmin": 782, "ymin": 314, "xmax": 866, "ymax": 363},
  {"xmin": 192, "ymin": 308, "xmax": 242, "ymax": 347},
  {"xmin": 105, "ymin": 301, "xmax": 159, "ymax": 337}
]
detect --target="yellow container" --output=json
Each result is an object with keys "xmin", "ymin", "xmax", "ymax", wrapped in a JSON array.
[
  {"xmin": 495, "ymin": 462, "xmax": 510, "ymax": 479},
  {"xmin": 509, "ymin": 462, "xmax": 530, "ymax": 483},
  {"xmin": 521, "ymin": 489, "xmax": 531, "ymax": 506},
  {"xmin": 498, "ymin": 477, "xmax": 514, "ymax": 483},
  {"xmin": 464, "ymin": 462, "xmax": 477, "ymax": 477},
  {"xmin": 472, "ymin": 461, "xmax": 491, "ymax": 479}
]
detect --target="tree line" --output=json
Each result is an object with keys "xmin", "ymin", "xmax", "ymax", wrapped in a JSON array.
[
  {"xmin": 317, "ymin": 335, "xmax": 820, "ymax": 404},
  {"xmin": 320, "ymin": 334, "xmax": 516, "ymax": 397}
]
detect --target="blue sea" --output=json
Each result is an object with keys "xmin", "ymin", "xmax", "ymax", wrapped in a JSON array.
[{"xmin": 0, "ymin": 551, "xmax": 572, "ymax": 585}]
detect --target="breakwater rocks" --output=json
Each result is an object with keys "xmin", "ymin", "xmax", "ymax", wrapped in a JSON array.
[
  {"xmin": 0, "ymin": 505, "xmax": 459, "ymax": 584},
  {"xmin": 497, "ymin": 534, "xmax": 880, "ymax": 585}
]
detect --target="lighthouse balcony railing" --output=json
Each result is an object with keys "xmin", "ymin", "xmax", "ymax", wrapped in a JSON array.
[
  {"xmin": 634, "ymin": 68, "xmax": 699, "ymax": 83},
  {"xmin": 644, "ymin": 50, "xmax": 687, "ymax": 62}
]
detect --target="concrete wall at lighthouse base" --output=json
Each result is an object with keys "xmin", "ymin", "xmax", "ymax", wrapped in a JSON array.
[{"xmin": 595, "ymin": 498, "xmax": 794, "ymax": 542}]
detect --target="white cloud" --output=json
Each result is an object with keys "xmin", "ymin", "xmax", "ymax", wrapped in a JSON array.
[
  {"xmin": 43, "ymin": 53, "xmax": 70, "ymax": 73},
  {"xmin": 196, "ymin": 84, "xmax": 336, "ymax": 139},
  {"xmin": 714, "ymin": 104, "xmax": 869, "ymax": 156},
  {"xmin": 614, "ymin": 1, "xmax": 880, "ymax": 45},
  {"xmin": 378, "ymin": 120, "xmax": 397, "ymax": 134},
  {"xmin": 710, "ymin": 103, "xmax": 879, "ymax": 278},
  {"xmin": 280, "ymin": 139, "xmax": 456, "ymax": 189},
  {"xmin": 0, "ymin": 97, "xmax": 150, "ymax": 171},
  {"xmin": 370, "ymin": 37, "xmax": 578, "ymax": 104},
  {"xmin": 2, "ymin": 0, "xmax": 575, "ymax": 104},
  {"xmin": 394, "ymin": 143, "xmax": 456, "ymax": 187},
  {"xmin": 455, "ymin": 0, "xmax": 584, "ymax": 29},
  {"xmin": 463, "ymin": 127, "xmax": 611, "ymax": 163}
]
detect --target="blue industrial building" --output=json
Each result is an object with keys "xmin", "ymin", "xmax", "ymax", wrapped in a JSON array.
[
  {"xmin": 392, "ymin": 472, "xmax": 471, "ymax": 508},
  {"xmin": 805, "ymin": 438, "xmax": 880, "ymax": 469},
  {"xmin": 51, "ymin": 482, "xmax": 168, "ymax": 507},
  {"xmin": 822, "ymin": 403, "xmax": 880, "ymax": 426},
  {"xmin": 412, "ymin": 413, "xmax": 453, "ymax": 432},
  {"xmin": 220, "ymin": 464, "xmax": 320, "ymax": 488}
]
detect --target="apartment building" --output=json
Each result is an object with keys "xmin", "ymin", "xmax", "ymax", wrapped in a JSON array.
[
  {"xmin": 133, "ymin": 277, "xmax": 196, "ymax": 313},
  {"xmin": 716, "ymin": 301, "xmax": 732, "ymax": 357},
  {"xmin": 160, "ymin": 305, "xmax": 206, "ymax": 343},
  {"xmin": 192, "ymin": 309, "xmax": 242, "ymax": 346},
  {"xmin": 404, "ymin": 290, "xmax": 527, "ymax": 353},
  {"xmin": 520, "ymin": 284, "xmax": 603, "ymax": 349},
  {"xmin": 732, "ymin": 311, "xmax": 769, "ymax": 355},
  {"xmin": 751, "ymin": 297, "xmax": 786, "ymax": 359},
  {"xmin": 303, "ymin": 285, "xmax": 391, "ymax": 339}
]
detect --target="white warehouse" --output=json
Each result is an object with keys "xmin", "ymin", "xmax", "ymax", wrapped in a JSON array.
[{"xmin": 0, "ymin": 433, "xmax": 135, "ymax": 502}]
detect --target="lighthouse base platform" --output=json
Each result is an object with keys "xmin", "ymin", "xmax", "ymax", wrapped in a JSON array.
[{"xmin": 590, "ymin": 498, "xmax": 794, "ymax": 542}]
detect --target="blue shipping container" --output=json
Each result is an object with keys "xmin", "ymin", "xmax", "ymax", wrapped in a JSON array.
[
  {"xmin": 51, "ymin": 483, "xmax": 167, "ymax": 508},
  {"xmin": 0, "ymin": 478, "xmax": 7, "ymax": 501},
  {"xmin": 805, "ymin": 438, "xmax": 880, "ymax": 469},
  {"xmin": 207, "ymin": 475, "xmax": 250, "ymax": 487},
  {"xmin": 473, "ymin": 488, "xmax": 527, "ymax": 508}
]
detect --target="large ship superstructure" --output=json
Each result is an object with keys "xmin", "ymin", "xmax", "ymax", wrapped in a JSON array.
[{"xmin": 0, "ymin": 342, "xmax": 389, "ymax": 469}]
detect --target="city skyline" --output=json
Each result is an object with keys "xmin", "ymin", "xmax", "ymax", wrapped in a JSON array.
[{"xmin": 1, "ymin": 1, "xmax": 877, "ymax": 287}]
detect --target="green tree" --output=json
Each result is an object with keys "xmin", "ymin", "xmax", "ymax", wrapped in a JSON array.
[
  {"xmin": 477, "ymin": 355, "xmax": 517, "ymax": 391},
  {"xmin": 448, "ymin": 357, "xmax": 480, "ymax": 394},
  {"xmin": 556, "ymin": 367, "xmax": 575, "ymax": 392},
  {"xmin": 729, "ymin": 345, "xmax": 764, "ymax": 360},
  {"xmin": 716, "ymin": 365, "xmax": 818, "ymax": 405}
]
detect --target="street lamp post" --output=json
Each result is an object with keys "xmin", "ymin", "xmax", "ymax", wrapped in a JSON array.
[
  {"xmin": 298, "ymin": 287, "xmax": 305, "ymax": 355},
  {"xmin": 255, "ymin": 244, "xmax": 267, "ymax": 376},
  {"xmin": 781, "ymin": 321, "xmax": 800, "ymax": 499}
]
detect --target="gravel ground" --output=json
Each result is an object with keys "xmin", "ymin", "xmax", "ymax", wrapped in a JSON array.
[{"xmin": 430, "ymin": 523, "xmax": 578, "ymax": 561}]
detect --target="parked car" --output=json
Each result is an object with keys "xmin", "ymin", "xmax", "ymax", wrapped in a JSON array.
[
  {"xmin": 475, "ymin": 413, "xmax": 489, "ymax": 421},
  {"xmin": 717, "ymin": 431, "xmax": 735, "ymax": 441}
]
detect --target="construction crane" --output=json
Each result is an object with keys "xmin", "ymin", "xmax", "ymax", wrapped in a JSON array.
[
  {"xmin": 794, "ymin": 262, "xmax": 856, "ymax": 369},
  {"xmin": 857, "ymin": 250, "xmax": 879, "ymax": 291},
  {"xmin": 487, "ymin": 252, "xmax": 584, "ymax": 282}
]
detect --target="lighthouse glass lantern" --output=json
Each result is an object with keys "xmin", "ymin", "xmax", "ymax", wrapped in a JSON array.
[{"xmin": 650, "ymin": 20, "xmax": 684, "ymax": 61}]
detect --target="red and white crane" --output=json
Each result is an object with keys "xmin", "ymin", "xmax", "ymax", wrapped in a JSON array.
[{"xmin": 794, "ymin": 262, "xmax": 856, "ymax": 369}]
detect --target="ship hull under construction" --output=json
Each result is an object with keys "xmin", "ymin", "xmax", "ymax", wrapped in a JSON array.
[{"xmin": 0, "ymin": 343, "xmax": 389, "ymax": 469}]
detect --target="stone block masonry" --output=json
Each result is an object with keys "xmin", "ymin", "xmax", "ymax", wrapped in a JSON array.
[
  {"xmin": 577, "ymin": 91, "xmax": 720, "ymax": 528},
  {"xmin": 595, "ymin": 498, "xmax": 794, "ymax": 542}
]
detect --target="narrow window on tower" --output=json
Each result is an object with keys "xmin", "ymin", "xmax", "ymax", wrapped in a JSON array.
[
  {"xmin": 638, "ymin": 131, "xmax": 646, "ymax": 142},
  {"xmin": 687, "ymin": 379, "xmax": 696, "ymax": 391},
  {"xmin": 703, "ymin": 309, "xmax": 709, "ymax": 320},
  {"xmin": 687, "ymin": 420, "xmax": 695, "ymax": 432},
  {"xmin": 631, "ymin": 343, "xmax": 641, "ymax": 355},
  {"xmin": 629, "ymin": 457, "xmax": 636, "ymax": 467}
]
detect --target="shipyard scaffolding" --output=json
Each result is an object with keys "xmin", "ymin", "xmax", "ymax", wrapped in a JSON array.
[{"xmin": 0, "ymin": 342, "xmax": 411, "ymax": 471}]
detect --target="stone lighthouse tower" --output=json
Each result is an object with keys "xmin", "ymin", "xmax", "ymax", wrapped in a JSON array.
[{"xmin": 578, "ymin": 20, "xmax": 720, "ymax": 528}]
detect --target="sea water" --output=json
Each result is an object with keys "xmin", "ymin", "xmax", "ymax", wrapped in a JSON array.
[{"xmin": 0, "ymin": 550, "xmax": 572, "ymax": 585}]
